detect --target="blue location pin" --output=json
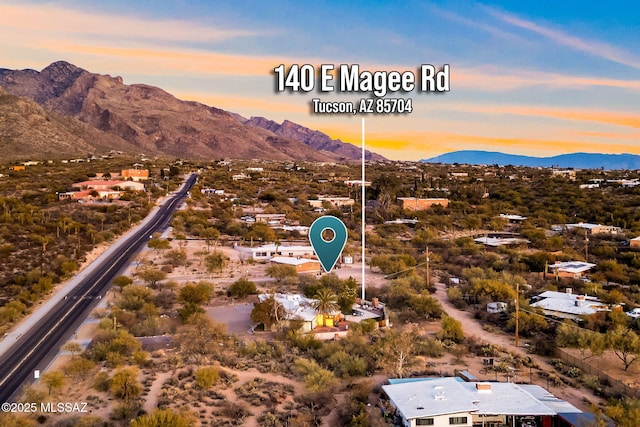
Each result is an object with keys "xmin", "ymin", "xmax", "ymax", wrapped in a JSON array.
[{"xmin": 309, "ymin": 216, "xmax": 348, "ymax": 273}]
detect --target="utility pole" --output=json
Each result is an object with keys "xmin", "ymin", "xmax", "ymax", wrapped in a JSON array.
[
  {"xmin": 515, "ymin": 281, "xmax": 519, "ymax": 348},
  {"xmin": 426, "ymin": 245, "xmax": 430, "ymax": 290},
  {"xmin": 585, "ymin": 229, "xmax": 589, "ymax": 261}
]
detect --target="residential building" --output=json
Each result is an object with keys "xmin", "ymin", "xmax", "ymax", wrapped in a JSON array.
[
  {"xmin": 530, "ymin": 289, "xmax": 613, "ymax": 321},
  {"xmin": 551, "ymin": 169, "xmax": 577, "ymax": 180},
  {"xmin": 344, "ymin": 179, "xmax": 372, "ymax": 187},
  {"xmin": 255, "ymin": 213, "xmax": 286, "ymax": 224},
  {"xmin": 121, "ymin": 169, "xmax": 149, "ymax": 181},
  {"xmin": 474, "ymin": 236, "xmax": 529, "ymax": 247},
  {"xmin": 72, "ymin": 180, "xmax": 145, "ymax": 192},
  {"xmin": 234, "ymin": 243, "xmax": 315, "ymax": 261},
  {"xmin": 270, "ymin": 256, "xmax": 321, "ymax": 274},
  {"xmin": 382, "ymin": 377, "xmax": 593, "ymax": 427},
  {"xmin": 398, "ymin": 197, "xmax": 449, "ymax": 210},
  {"xmin": 630, "ymin": 236, "xmax": 640, "ymax": 250},
  {"xmin": 498, "ymin": 214, "xmax": 527, "ymax": 223},
  {"xmin": 257, "ymin": 293, "xmax": 340, "ymax": 332},
  {"xmin": 566, "ymin": 222, "xmax": 621, "ymax": 235},
  {"xmin": 308, "ymin": 196, "xmax": 355, "ymax": 208},
  {"xmin": 547, "ymin": 261, "xmax": 596, "ymax": 279}
]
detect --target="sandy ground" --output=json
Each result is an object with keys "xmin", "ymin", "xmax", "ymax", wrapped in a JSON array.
[{"xmin": 430, "ymin": 279, "xmax": 603, "ymax": 412}]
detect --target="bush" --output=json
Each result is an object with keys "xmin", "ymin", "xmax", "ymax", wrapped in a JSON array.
[{"xmin": 228, "ymin": 278, "xmax": 257, "ymax": 298}]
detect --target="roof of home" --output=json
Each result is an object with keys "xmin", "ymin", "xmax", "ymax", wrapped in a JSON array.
[
  {"xmin": 258, "ymin": 293, "xmax": 337, "ymax": 322},
  {"xmin": 271, "ymin": 256, "xmax": 320, "ymax": 266},
  {"xmin": 382, "ymin": 378, "xmax": 479, "ymax": 419},
  {"xmin": 474, "ymin": 237, "xmax": 529, "ymax": 247},
  {"xmin": 547, "ymin": 261, "xmax": 596, "ymax": 274},
  {"xmin": 383, "ymin": 378, "xmax": 578, "ymax": 421},
  {"xmin": 531, "ymin": 291, "xmax": 608, "ymax": 317},
  {"xmin": 461, "ymin": 383, "xmax": 556, "ymax": 416}
]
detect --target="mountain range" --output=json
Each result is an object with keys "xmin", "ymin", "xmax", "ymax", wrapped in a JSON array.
[
  {"xmin": 423, "ymin": 150, "xmax": 640, "ymax": 170},
  {"xmin": 0, "ymin": 61, "xmax": 383, "ymax": 162}
]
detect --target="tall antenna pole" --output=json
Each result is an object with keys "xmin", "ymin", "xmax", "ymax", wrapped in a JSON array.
[{"xmin": 361, "ymin": 118, "xmax": 366, "ymax": 302}]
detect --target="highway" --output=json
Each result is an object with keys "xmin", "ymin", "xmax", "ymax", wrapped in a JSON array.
[{"xmin": 0, "ymin": 173, "xmax": 197, "ymax": 403}]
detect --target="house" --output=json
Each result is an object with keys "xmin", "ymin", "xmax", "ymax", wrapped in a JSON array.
[
  {"xmin": 121, "ymin": 169, "xmax": 149, "ymax": 181},
  {"xmin": 566, "ymin": 223, "xmax": 622, "ymax": 235},
  {"xmin": 344, "ymin": 179, "xmax": 372, "ymax": 187},
  {"xmin": 308, "ymin": 196, "xmax": 355, "ymax": 208},
  {"xmin": 257, "ymin": 293, "xmax": 340, "ymax": 332},
  {"xmin": 255, "ymin": 213, "xmax": 286, "ymax": 224},
  {"xmin": 232, "ymin": 173, "xmax": 250, "ymax": 181},
  {"xmin": 630, "ymin": 236, "xmax": 640, "ymax": 250},
  {"xmin": 270, "ymin": 256, "xmax": 321, "ymax": 274},
  {"xmin": 234, "ymin": 243, "xmax": 315, "ymax": 261},
  {"xmin": 474, "ymin": 236, "xmax": 529, "ymax": 247},
  {"xmin": 498, "ymin": 214, "xmax": 527, "ymax": 223},
  {"xmin": 530, "ymin": 289, "xmax": 613, "ymax": 321},
  {"xmin": 551, "ymin": 169, "xmax": 576, "ymax": 180},
  {"xmin": 382, "ymin": 377, "xmax": 591, "ymax": 427},
  {"xmin": 547, "ymin": 261, "xmax": 596, "ymax": 279},
  {"xmin": 397, "ymin": 197, "xmax": 449, "ymax": 210},
  {"xmin": 72, "ymin": 180, "xmax": 145, "ymax": 192},
  {"xmin": 9, "ymin": 165, "xmax": 25, "ymax": 171}
]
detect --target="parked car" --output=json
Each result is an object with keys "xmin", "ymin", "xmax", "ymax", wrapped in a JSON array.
[{"xmin": 626, "ymin": 308, "xmax": 640, "ymax": 319}]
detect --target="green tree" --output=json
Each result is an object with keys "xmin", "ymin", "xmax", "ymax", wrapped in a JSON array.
[
  {"xmin": 64, "ymin": 357, "xmax": 95, "ymax": 381},
  {"xmin": 119, "ymin": 285, "xmax": 154, "ymax": 311},
  {"xmin": 377, "ymin": 329, "xmax": 419, "ymax": 378},
  {"xmin": 265, "ymin": 264, "xmax": 298, "ymax": 286},
  {"xmin": 409, "ymin": 292, "xmax": 443, "ymax": 320},
  {"xmin": 61, "ymin": 341, "xmax": 83, "ymax": 359},
  {"xmin": 174, "ymin": 313, "xmax": 228, "ymax": 360},
  {"xmin": 205, "ymin": 251, "xmax": 228, "ymax": 275},
  {"xmin": 201, "ymin": 227, "xmax": 220, "ymax": 252},
  {"xmin": 311, "ymin": 288, "xmax": 339, "ymax": 327},
  {"xmin": 251, "ymin": 296, "xmax": 286, "ymax": 329},
  {"xmin": 607, "ymin": 326, "xmax": 640, "ymax": 371},
  {"xmin": 130, "ymin": 409, "xmax": 193, "ymax": 427},
  {"xmin": 164, "ymin": 249, "xmax": 187, "ymax": 267},
  {"xmin": 40, "ymin": 371, "xmax": 64, "ymax": 395},
  {"xmin": 229, "ymin": 277, "xmax": 257, "ymax": 298},
  {"xmin": 137, "ymin": 268, "xmax": 167, "ymax": 288},
  {"xmin": 148, "ymin": 238, "xmax": 171, "ymax": 254},
  {"xmin": 194, "ymin": 366, "xmax": 219, "ymax": 389},
  {"xmin": 109, "ymin": 367, "xmax": 142, "ymax": 401},
  {"xmin": 293, "ymin": 358, "xmax": 337, "ymax": 392},
  {"xmin": 438, "ymin": 315, "xmax": 464, "ymax": 343},
  {"xmin": 113, "ymin": 275, "xmax": 133, "ymax": 291}
]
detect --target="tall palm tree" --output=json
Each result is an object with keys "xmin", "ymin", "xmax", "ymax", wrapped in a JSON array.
[{"xmin": 311, "ymin": 288, "xmax": 339, "ymax": 327}]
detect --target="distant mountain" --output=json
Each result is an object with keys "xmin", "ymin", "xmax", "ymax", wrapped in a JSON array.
[
  {"xmin": 0, "ymin": 87, "xmax": 141, "ymax": 161},
  {"xmin": 422, "ymin": 150, "xmax": 640, "ymax": 170},
  {"xmin": 243, "ymin": 116, "xmax": 386, "ymax": 161},
  {"xmin": 0, "ymin": 61, "xmax": 381, "ymax": 162}
]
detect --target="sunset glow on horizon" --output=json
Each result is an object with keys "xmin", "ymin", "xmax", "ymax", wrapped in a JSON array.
[{"xmin": 0, "ymin": 1, "xmax": 638, "ymax": 161}]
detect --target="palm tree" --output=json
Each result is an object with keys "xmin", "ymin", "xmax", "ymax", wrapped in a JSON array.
[{"xmin": 311, "ymin": 288, "xmax": 339, "ymax": 327}]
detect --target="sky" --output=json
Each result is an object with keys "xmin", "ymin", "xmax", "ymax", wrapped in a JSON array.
[{"xmin": 0, "ymin": 0, "xmax": 639, "ymax": 161}]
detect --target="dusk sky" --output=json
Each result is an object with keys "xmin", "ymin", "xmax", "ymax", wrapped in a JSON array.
[{"xmin": 1, "ymin": 1, "xmax": 639, "ymax": 161}]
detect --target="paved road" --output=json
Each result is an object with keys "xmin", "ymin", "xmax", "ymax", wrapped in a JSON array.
[{"xmin": 0, "ymin": 174, "xmax": 197, "ymax": 403}]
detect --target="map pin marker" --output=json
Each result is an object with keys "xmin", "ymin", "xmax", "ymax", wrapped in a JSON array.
[{"xmin": 309, "ymin": 215, "xmax": 348, "ymax": 273}]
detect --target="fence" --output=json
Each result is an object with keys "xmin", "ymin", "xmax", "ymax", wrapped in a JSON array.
[{"xmin": 555, "ymin": 348, "xmax": 640, "ymax": 399}]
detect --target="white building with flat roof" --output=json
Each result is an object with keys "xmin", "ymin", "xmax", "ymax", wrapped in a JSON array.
[
  {"xmin": 530, "ymin": 290, "xmax": 610, "ymax": 320},
  {"xmin": 234, "ymin": 243, "xmax": 315, "ymax": 261},
  {"xmin": 383, "ymin": 377, "xmax": 585, "ymax": 427}
]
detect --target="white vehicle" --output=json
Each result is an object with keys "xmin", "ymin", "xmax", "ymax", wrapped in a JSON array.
[{"xmin": 626, "ymin": 308, "xmax": 640, "ymax": 319}]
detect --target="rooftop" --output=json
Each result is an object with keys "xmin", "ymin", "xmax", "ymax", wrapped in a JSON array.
[
  {"xmin": 547, "ymin": 261, "xmax": 596, "ymax": 274},
  {"xmin": 383, "ymin": 378, "xmax": 582, "ymax": 421}
]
